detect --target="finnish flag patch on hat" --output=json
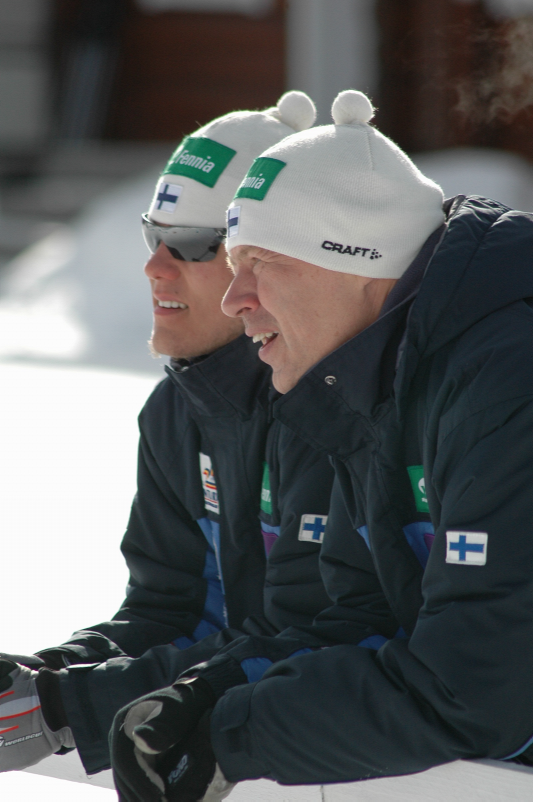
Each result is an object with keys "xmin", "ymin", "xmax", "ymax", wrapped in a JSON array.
[
  {"xmin": 446, "ymin": 531, "xmax": 488, "ymax": 565},
  {"xmin": 227, "ymin": 205, "xmax": 240, "ymax": 238},
  {"xmin": 298, "ymin": 514, "xmax": 328, "ymax": 544},
  {"xmin": 154, "ymin": 179, "xmax": 182, "ymax": 213}
]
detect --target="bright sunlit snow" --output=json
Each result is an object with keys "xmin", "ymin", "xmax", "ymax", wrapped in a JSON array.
[
  {"xmin": 0, "ymin": 771, "xmax": 115, "ymax": 800},
  {"xmin": 1, "ymin": 361, "xmax": 161, "ymax": 654},
  {"xmin": 412, "ymin": 147, "xmax": 533, "ymax": 212},
  {"xmin": 0, "ymin": 170, "xmax": 161, "ymax": 374}
]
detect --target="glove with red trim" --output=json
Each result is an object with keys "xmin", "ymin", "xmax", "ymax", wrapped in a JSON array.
[{"xmin": 0, "ymin": 658, "xmax": 74, "ymax": 771}]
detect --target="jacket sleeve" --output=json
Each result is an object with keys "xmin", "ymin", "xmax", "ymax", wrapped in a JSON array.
[
  {"xmin": 209, "ymin": 397, "xmax": 533, "ymax": 784},
  {"xmin": 39, "ymin": 390, "xmax": 215, "ymax": 664}
]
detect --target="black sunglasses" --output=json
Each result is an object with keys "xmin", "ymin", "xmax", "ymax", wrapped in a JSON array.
[{"xmin": 141, "ymin": 213, "xmax": 226, "ymax": 262}]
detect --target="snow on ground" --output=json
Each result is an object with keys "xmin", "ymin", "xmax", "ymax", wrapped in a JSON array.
[
  {"xmin": 0, "ymin": 771, "xmax": 115, "ymax": 800},
  {"xmin": 0, "ymin": 362, "xmax": 161, "ymax": 655},
  {"xmin": 412, "ymin": 147, "xmax": 533, "ymax": 212},
  {"xmin": 0, "ymin": 169, "xmax": 162, "ymax": 375}
]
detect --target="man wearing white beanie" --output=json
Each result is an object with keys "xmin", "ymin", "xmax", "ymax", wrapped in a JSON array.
[
  {"xmin": 0, "ymin": 92, "xmax": 344, "ymax": 784},
  {"xmin": 108, "ymin": 90, "xmax": 533, "ymax": 797}
]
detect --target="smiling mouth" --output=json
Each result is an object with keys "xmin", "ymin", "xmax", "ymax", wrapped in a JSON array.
[
  {"xmin": 157, "ymin": 300, "xmax": 188, "ymax": 309},
  {"xmin": 252, "ymin": 332, "xmax": 278, "ymax": 347}
]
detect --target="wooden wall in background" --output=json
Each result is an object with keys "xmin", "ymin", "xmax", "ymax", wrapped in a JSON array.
[
  {"xmin": 107, "ymin": 0, "xmax": 285, "ymax": 141},
  {"xmin": 52, "ymin": 0, "xmax": 284, "ymax": 142},
  {"xmin": 376, "ymin": 0, "xmax": 533, "ymax": 162},
  {"xmin": 53, "ymin": 0, "xmax": 533, "ymax": 161}
]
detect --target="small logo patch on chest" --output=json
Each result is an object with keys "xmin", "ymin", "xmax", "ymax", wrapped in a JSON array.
[
  {"xmin": 298, "ymin": 514, "xmax": 328, "ymax": 544},
  {"xmin": 200, "ymin": 453, "xmax": 219, "ymax": 514},
  {"xmin": 407, "ymin": 465, "xmax": 429, "ymax": 513},
  {"xmin": 260, "ymin": 462, "xmax": 272, "ymax": 515},
  {"xmin": 446, "ymin": 531, "xmax": 488, "ymax": 565}
]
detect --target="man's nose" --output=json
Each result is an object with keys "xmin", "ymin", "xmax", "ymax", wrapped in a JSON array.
[
  {"xmin": 222, "ymin": 269, "xmax": 260, "ymax": 318},
  {"xmin": 144, "ymin": 243, "xmax": 182, "ymax": 280}
]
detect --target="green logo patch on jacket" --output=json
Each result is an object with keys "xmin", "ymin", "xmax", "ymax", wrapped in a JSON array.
[
  {"xmin": 407, "ymin": 465, "xmax": 429, "ymax": 512},
  {"xmin": 164, "ymin": 136, "xmax": 236, "ymax": 188},
  {"xmin": 235, "ymin": 157, "xmax": 286, "ymax": 201},
  {"xmin": 260, "ymin": 462, "xmax": 272, "ymax": 514}
]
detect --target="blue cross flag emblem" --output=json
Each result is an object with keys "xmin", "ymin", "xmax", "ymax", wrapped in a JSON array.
[
  {"xmin": 446, "ymin": 530, "xmax": 488, "ymax": 565},
  {"xmin": 227, "ymin": 206, "xmax": 240, "ymax": 238},
  {"xmin": 154, "ymin": 180, "xmax": 182, "ymax": 213},
  {"xmin": 298, "ymin": 514, "xmax": 328, "ymax": 544}
]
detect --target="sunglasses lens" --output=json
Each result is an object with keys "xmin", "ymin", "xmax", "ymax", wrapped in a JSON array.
[
  {"xmin": 142, "ymin": 215, "xmax": 225, "ymax": 262},
  {"xmin": 141, "ymin": 223, "xmax": 160, "ymax": 254}
]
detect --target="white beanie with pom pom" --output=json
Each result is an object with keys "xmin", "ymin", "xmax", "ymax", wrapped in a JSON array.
[
  {"xmin": 226, "ymin": 90, "xmax": 445, "ymax": 279},
  {"xmin": 148, "ymin": 91, "xmax": 316, "ymax": 229}
]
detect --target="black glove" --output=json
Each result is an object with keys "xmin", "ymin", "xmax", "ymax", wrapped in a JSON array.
[
  {"xmin": 112, "ymin": 711, "xmax": 233, "ymax": 802},
  {"xmin": 110, "ymin": 678, "xmax": 234, "ymax": 801}
]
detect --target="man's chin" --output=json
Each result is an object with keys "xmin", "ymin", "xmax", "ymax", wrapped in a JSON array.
[
  {"xmin": 150, "ymin": 328, "xmax": 243, "ymax": 362},
  {"xmin": 149, "ymin": 333, "xmax": 181, "ymax": 359},
  {"xmin": 271, "ymin": 366, "xmax": 300, "ymax": 395},
  {"xmin": 148, "ymin": 338, "xmax": 163, "ymax": 359}
]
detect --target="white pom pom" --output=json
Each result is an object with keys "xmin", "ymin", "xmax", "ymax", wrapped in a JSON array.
[
  {"xmin": 332, "ymin": 90, "xmax": 374, "ymax": 125},
  {"xmin": 277, "ymin": 91, "xmax": 316, "ymax": 132}
]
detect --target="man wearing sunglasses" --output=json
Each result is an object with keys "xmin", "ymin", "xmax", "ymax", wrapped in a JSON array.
[{"xmin": 0, "ymin": 91, "xmax": 346, "ymax": 777}]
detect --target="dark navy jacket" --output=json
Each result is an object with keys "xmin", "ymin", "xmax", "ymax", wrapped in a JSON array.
[
  {"xmin": 48, "ymin": 333, "xmax": 334, "ymax": 772},
  {"xmin": 206, "ymin": 197, "xmax": 533, "ymax": 783}
]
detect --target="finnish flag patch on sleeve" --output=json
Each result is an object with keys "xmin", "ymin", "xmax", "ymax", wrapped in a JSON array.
[
  {"xmin": 154, "ymin": 179, "xmax": 182, "ymax": 213},
  {"xmin": 298, "ymin": 514, "xmax": 328, "ymax": 544},
  {"xmin": 227, "ymin": 206, "xmax": 240, "ymax": 238},
  {"xmin": 446, "ymin": 531, "xmax": 488, "ymax": 565}
]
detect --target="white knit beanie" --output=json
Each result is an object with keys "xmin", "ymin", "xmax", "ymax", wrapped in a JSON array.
[
  {"xmin": 147, "ymin": 91, "xmax": 316, "ymax": 229},
  {"xmin": 226, "ymin": 90, "xmax": 445, "ymax": 279}
]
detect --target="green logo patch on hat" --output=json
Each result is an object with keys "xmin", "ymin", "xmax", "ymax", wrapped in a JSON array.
[
  {"xmin": 407, "ymin": 465, "xmax": 429, "ymax": 513},
  {"xmin": 164, "ymin": 136, "xmax": 236, "ymax": 188},
  {"xmin": 235, "ymin": 157, "xmax": 286, "ymax": 201}
]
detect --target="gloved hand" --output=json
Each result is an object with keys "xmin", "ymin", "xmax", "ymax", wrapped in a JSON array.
[
  {"xmin": 110, "ymin": 678, "xmax": 234, "ymax": 801},
  {"xmin": 0, "ymin": 659, "xmax": 74, "ymax": 771}
]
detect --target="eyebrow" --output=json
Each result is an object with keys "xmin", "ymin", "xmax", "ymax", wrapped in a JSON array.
[{"xmin": 227, "ymin": 246, "xmax": 258, "ymax": 270}]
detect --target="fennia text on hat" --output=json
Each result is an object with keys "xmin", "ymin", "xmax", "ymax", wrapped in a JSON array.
[{"xmin": 148, "ymin": 90, "xmax": 317, "ymax": 230}]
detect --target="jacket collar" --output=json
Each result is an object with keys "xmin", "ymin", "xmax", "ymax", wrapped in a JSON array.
[
  {"xmin": 273, "ymin": 302, "xmax": 409, "ymax": 457},
  {"xmin": 166, "ymin": 333, "xmax": 271, "ymax": 419}
]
